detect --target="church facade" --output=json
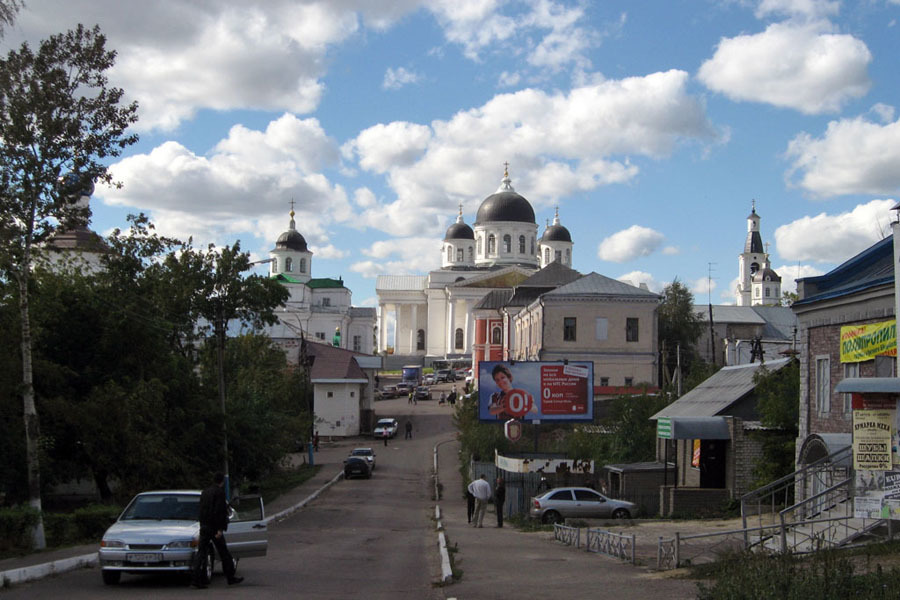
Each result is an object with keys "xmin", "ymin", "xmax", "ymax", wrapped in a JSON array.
[{"xmin": 376, "ymin": 168, "xmax": 574, "ymax": 363}]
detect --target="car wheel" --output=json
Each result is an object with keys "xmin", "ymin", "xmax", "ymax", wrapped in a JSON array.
[
  {"xmin": 200, "ymin": 542, "xmax": 215, "ymax": 585},
  {"xmin": 612, "ymin": 508, "xmax": 630, "ymax": 519},
  {"xmin": 101, "ymin": 569, "xmax": 121, "ymax": 585},
  {"xmin": 542, "ymin": 510, "xmax": 562, "ymax": 524}
]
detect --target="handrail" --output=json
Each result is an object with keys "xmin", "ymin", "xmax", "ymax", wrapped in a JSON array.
[
  {"xmin": 778, "ymin": 476, "xmax": 852, "ymax": 518},
  {"xmin": 740, "ymin": 445, "xmax": 850, "ymax": 505}
]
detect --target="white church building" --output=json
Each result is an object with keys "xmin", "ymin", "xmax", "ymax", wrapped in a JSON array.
[
  {"xmin": 376, "ymin": 168, "xmax": 574, "ymax": 363},
  {"xmin": 735, "ymin": 202, "xmax": 782, "ymax": 306}
]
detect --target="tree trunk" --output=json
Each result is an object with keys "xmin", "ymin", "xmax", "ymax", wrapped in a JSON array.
[
  {"xmin": 92, "ymin": 467, "xmax": 113, "ymax": 501},
  {"xmin": 18, "ymin": 270, "xmax": 46, "ymax": 549}
]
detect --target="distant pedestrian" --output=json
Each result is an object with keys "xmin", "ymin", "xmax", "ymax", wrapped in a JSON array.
[
  {"xmin": 447, "ymin": 390, "xmax": 456, "ymax": 405},
  {"xmin": 439, "ymin": 391, "xmax": 446, "ymax": 404},
  {"xmin": 494, "ymin": 476, "xmax": 506, "ymax": 527},
  {"xmin": 467, "ymin": 475, "xmax": 492, "ymax": 528},
  {"xmin": 408, "ymin": 389, "xmax": 414, "ymax": 405},
  {"xmin": 313, "ymin": 431, "xmax": 319, "ymax": 452},
  {"xmin": 466, "ymin": 489, "xmax": 475, "ymax": 523},
  {"xmin": 191, "ymin": 472, "xmax": 242, "ymax": 588},
  {"xmin": 383, "ymin": 428, "xmax": 389, "ymax": 447},
  {"xmin": 405, "ymin": 420, "xmax": 413, "ymax": 439}
]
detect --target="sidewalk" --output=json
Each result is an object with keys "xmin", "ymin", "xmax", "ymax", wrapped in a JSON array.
[{"xmin": 0, "ymin": 437, "xmax": 360, "ymax": 587}]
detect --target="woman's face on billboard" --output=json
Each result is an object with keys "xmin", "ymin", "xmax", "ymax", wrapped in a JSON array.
[{"xmin": 493, "ymin": 370, "xmax": 512, "ymax": 392}]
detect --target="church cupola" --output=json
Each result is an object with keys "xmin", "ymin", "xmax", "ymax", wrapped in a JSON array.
[
  {"xmin": 539, "ymin": 207, "xmax": 573, "ymax": 267},
  {"xmin": 473, "ymin": 164, "xmax": 539, "ymax": 268},
  {"xmin": 736, "ymin": 201, "xmax": 779, "ymax": 305},
  {"xmin": 443, "ymin": 204, "xmax": 475, "ymax": 268},
  {"xmin": 270, "ymin": 202, "xmax": 313, "ymax": 283}
]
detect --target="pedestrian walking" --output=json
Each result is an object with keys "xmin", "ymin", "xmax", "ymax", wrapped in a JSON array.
[
  {"xmin": 405, "ymin": 420, "xmax": 413, "ymax": 439},
  {"xmin": 467, "ymin": 475, "xmax": 492, "ymax": 528},
  {"xmin": 313, "ymin": 431, "xmax": 319, "ymax": 452},
  {"xmin": 439, "ymin": 391, "xmax": 446, "ymax": 404},
  {"xmin": 494, "ymin": 476, "xmax": 506, "ymax": 527},
  {"xmin": 383, "ymin": 428, "xmax": 389, "ymax": 447},
  {"xmin": 466, "ymin": 489, "xmax": 475, "ymax": 523},
  {"xmin": 408, "ymin": 389, "xmax": 414, "ymax": 404},
  {"xmin": 191, "ymin": 472, "xmax": 242, "ymax": 588}
]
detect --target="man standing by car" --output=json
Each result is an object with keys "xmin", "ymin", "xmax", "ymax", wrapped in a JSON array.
[
  {"xmin": 467, "ymin": 475, "xmax": 492, "ymax": 528},
  {"xmin": 192, "ymin": 473, "xmax": 242, "ymax": 588}
]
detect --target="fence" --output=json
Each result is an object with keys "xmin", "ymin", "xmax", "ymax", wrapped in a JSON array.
[{"xmin": 553, "ymin": 524, "xmax": 636, "ymax": 564}]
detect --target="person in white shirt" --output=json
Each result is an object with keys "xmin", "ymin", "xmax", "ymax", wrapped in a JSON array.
[{"xmin": 467, "ymin": 475, "xmax": 492, "ymax": 527}]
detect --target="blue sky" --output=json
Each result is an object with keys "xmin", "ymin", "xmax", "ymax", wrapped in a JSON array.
[{"xmin": 6, "ymin": 0, "xmax": 900, "ymax": 307}]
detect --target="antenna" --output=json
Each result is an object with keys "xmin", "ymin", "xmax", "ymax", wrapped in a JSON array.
[{"xmin": 707, "ymin": 262, "xmax": 717, "ymax": 305}]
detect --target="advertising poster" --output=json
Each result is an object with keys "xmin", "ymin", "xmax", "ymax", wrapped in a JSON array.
[
  {"xmin": 855, "ymin": 496, "xmax": 883, "ymax": 519},
  {"xmin": 840, "ymin": 320, "xmax": 896, "ymax": 363},
  {"xmin": 855, "ymin": 469, "xmax": 885, "ymax": 496},
  {"xmin": 478, "ymin": 361, "xmax": 593, "ymax": 422},
  {"xmin": 691, "ymin": 439, "xmax": 701, "ymax": 468},
  {"xmin": 885, "ymin": 471, "xmax": 900, "ymax": 500},
  {"xmin": 853, "ymin": 409, "xmax": 894, "ymax": 470}
]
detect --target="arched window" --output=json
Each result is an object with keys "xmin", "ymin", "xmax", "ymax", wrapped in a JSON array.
[
  {"xmin": 555, "ymin": 250, "xmax": 561, "ymax": 263},
  {"xmin": 417, "ymin": 329, "xmax": 425, "ymax": 350},
  {"xmin": 285, "ymin": 257, "xmax": 293, "ymax": 272},
  {"xmin": 457, "ymin": 248, "xmax": 464, "ymax": 261},
  {"xmin": 565, "ymin": 248, "xmax": 571, "ymax": 264},
  {"xmin": 492, "ymin": 327, "xmax": 502, "ymax": 344},
  {"xmin": 488, "ymin": 235, "xmax": 496, "ymax": 254},
  {"xmin": 531, "ymin": 237, "xmax": 535, "ymax": 256},
  {"xmin": 468, "ymin": 246, "xmax": 474, "ymax": 262},
  {"xmin": 455, "ymin": 328, "xmax": 464, "ymax": 350},
  {"xmin": 271, "ymin": 258, "xmax": 278, "ymax": 273},
  {"xmin": 447, "ymin": 246, "xmax": 453, "ymax": 262},
  {"xmin": 477, "ymin": 237, "xmax": 482, "ymax": 255},
  {"xmin": 519, "ymin": 235, "xmax": 526, "ymax": 254},
  {"xmin": 503, "ymin": 234, "xmax": 511, "ymax": 253},
  {"xmin": 544, "ymin": 248, "xmax": 550, "ymax": 264},
  {"xmin": 299, "ymin": 258, "xmax": 306, "ymax": 273}
]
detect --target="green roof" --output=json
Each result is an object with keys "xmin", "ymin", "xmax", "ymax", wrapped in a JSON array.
[{"xmin": 270, "ymin": 274, "xmax": 345, "ymax": 288}]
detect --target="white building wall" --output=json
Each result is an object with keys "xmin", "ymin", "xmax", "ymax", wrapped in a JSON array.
[{"xmin": 314, "ymin": 382, "xmax": 364, "ymax": 437}]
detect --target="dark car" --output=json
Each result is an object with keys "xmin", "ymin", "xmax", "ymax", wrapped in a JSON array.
[
  {"xmin": 414, "ymin": 386, "xmax": 431, "ymax": 401},
  {"xmin": 343, "ymin": 456, "xmax": 372, "ymax": 479},
  {"xmin": 396, "ymin": 382, "xmax": 416, "ymax": 395},
  {"xmin": 435, "ymin": 369, "xmax": 455, "ymax": 382},
  {"xmin": 380, "ymin": 385, "xmax": 399, "ymax": 398}
]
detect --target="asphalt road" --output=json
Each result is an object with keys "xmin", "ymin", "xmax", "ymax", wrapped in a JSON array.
[{"xmin": 0, "ymin": 395, "xmax": 456, "ymax": 599}]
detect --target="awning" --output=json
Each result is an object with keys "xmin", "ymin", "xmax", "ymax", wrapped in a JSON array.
[
  {"xmin": 656, "ymin": 416, "xmax": 731, "ymax": 440},
  {"xmin": 834, "ymin": 377, "xmax": 900, "ymax": 394}
]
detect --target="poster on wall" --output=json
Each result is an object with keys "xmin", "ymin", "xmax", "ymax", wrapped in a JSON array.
[
  {"xmin": 853, "ymin": 409, "xmax": 894, "ymax": 470},
  {"xmin": 478, "ymin": 361, "xmax": 593, "ymax": 422},
  {"xmin": 855, "ymin": 496, "xmax": 883, "ymax": 519},
  {"xmin": 840, "ymin": 320, "xmax": 896, "ymax": 363},
  {"xmin": 856, "ymin": 469, "xmax": 885, "ymax": 496},
  {"xmin": 691, "ymin": 439, "xmax": 701, "ymax": 468},
  {"xmin": 884, "ymin": 471, "xmax": 900, "ymax": 499}
]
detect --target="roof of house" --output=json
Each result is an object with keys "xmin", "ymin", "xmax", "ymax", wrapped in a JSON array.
[
  {"xmin": 517, "ymin": 261, "xmax": 582, "ymax": 288},
  {"xmin": 693, "ymin": 304, "xmax": 796, "ymax": 340},
  {"xmin": 305, "ymin": 339, "xmax": 372, "ymax": 381},
  {"xmin": 651, "ymin": 357, "xmax": 793, "ymax": 419},
  {"xmin": 307, "ymin": 278, "xmax": 346, "ymax": 289},
  {"xmin": 473, "ymin": 289, "xmax": 514, "ymax": 310},
  {"xmin": 794, "ymin": 235, "xmax": 894, "ymax": 306},
  {"xmin": 376, "ymin": 274, "xmax": 428, "ymax": 291},
  {"xmin": 544, "ymin": 272, "xmax": 660, "ymax": 299}
]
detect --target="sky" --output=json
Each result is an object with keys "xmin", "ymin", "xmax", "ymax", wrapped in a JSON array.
[{"xmin": 5, "ymin": 0, "xmax": 900, "ymax": 308}]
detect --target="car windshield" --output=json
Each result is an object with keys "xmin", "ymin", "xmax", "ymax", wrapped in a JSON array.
[
  {"xmin": 121, "ymin": 493, "xmax": 199, "ymax": 521},
  {"xmin": 377, "ymin": 420, "xmax": 394, "ymax": 426},
  {"xmin": 351, "ymin": 449, "xmax": 372, "ymax": 456}
]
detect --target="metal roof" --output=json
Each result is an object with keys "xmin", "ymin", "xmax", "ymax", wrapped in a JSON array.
[
  {"xmin": 694, "ymin": 305, "xmax": 766, "ymax": 325},
  {"xmin": 375, "ymin": 275, "xmax": 427, "ymax": 291},
  {"xmin": 651, "ymin": 357, "xmax": 792, "ymax": 419},
  {"xmin": 834, "ymin": 377, "xmax": 900, "ymax": 394},
  {"xmin": 794, "ymin": 235, "xmax": 893, "ymax": 306},
  {"xmin": 545, "ymin": 272, "xmax": 660, "ymax": 298}
]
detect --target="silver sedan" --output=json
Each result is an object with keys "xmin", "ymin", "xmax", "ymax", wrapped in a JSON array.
[{"xmin": 530, "ymin": 487, "xmax": 637, "ymax": 523}]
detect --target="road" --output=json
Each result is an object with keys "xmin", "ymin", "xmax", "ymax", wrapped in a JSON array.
[{"xmin": 0, "ymin": 395, "xmax": 456, "ymax": 599}]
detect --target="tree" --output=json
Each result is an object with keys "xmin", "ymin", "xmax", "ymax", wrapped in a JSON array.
[
  {"xmin": 0, "ymin": 0, "xmax": 22, "ymax": 38},
  {"xmin": 751, "ymin": 360, "xmax": 800, "ymax": 488},
  {"xmin": 0, "ymin": 24, "xmax": 138, "ymax": 547},
  {"xmin": 658, "ymin": 280, "xmax": 705, "ymax": 390}
]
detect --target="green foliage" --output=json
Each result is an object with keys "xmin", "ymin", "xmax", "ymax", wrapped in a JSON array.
[
  {"xmin": 42, "ymin": 504, "xmax": 120, "ymax": 548},
  {"xmin": 0, "ymin": 505, "xmax": 40, "ymax": 554},
  {"xmin": 452, "ymin": 390, "xmax": 508, "ymax": 471},
  {"xmin": 695, "ymin": 549, "xmax": 900, "ymax": 600},
  {"xmin": 750, "ymin": 360, "xmax": 800, "ymax": 488},
  {"xmin": 601, "ymin": 391, "xmax": 670, "ymax": 463}
]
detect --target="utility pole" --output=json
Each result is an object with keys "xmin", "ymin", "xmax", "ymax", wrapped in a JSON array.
[{"xmin": 708, "ymin": 262, "xmax": 716, "ymax": 366}]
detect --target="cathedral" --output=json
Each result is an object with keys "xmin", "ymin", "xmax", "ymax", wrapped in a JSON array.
[{"xmin": 376, "ymin": 167, "xmax": 574, "ymax": 363}]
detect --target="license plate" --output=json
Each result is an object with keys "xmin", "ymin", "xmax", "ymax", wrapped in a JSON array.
[{"xmin": 127, "ymin": 553, "xmax": 162, "ymax": 562}]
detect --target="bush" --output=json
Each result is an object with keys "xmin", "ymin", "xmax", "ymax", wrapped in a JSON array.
[
  {"xmin": 0, "ymin": 505, "xmax": 40, "ymax": 553},
  {"xmin": 43, "ymin": 504, "xmax": 120, "ymax": 547}
]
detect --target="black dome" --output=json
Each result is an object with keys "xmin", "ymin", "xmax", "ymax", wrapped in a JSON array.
[
  {"xmin": 445, "ymin": 222, "xmax": 474, "ymax": 240},
  {"xmin": 475, "ymin": 191, "xmax": 535, "ymax": 224},
  {"xmin": 276, "ymin": 229, "xmax": 308, "ymax": 252},
  {"xmin": 542, "ymin": 224, "xmax": 571, "ymax": 243}
]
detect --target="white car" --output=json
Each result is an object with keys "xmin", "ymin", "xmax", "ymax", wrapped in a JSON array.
[
  {"xmin": 348, "ymin": 447, "xmax": 376, "ymax": 470},
  {"xmin": 373, "ymin": 418, "xmax": 399, "ymax": 438},
  {"xmin": 423, "ymin": 373, "xmax": 436, "ymax": 385},
  {"xmin": 98, "ymin": 490, "xmax": 268, "ymax": 585}
]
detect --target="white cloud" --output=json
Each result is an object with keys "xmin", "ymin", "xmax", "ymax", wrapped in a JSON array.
[
  {"xmin": 498, "ymin": 71, "xmax": 522, "ymax": 87},
  {"xmin": 773, "ymin": 199, "xmax": 896, "ymax": 263},
  {"xmin": 755, "ymin": 0, "xmax": 840, "ymax": 20},
  {"xmin": 774, "ymin": 263, "xmax": 826, "ymax": 294},
  {"xmin": 353, "ymin": 188, "xmax": 378, "ymax": 208},
  {"xmin": 617, "ymin": 270, "xmax": 661, "ymax": 293},
  {"xmin": 383, "ymin": 66, "xmax": 422, "ymax": 90},
  {"xmin": 690, "ymin": 276, "xmax": 717, "ymax": 299},
  {"xmin": 597, "ymin": 226, "xmax": 666, "ymax": 263},
  {"xmin": 662, "ymin": 246, "xmax": 680, "ymax": 255},
  {"xmin": 697, "ymin": 21, "xmax": 871, "ymax": 114},
  {"xmin": 99, "ymin": 114, "xmax": 350, "ymax": 248},
  {"xmin": 785, "ymin": 117, "xmax": 900, "ymax": 197},
  {"xmin": 350, "ymin": 237, "xmax": 442, "ymax": 277},
  {"xmin": 311, "ymin": 244, "xmax": 348, "ymax": 259},
  {"xmin": 345, "ymin": 71, "xmax": 717, "ymax": 237}
]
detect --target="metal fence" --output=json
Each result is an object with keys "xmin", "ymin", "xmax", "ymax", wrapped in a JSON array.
[
  {"xmin": 585, "ymin": 528, "xmax": 636, "ymax": 564},
  {"xmin": 554, "ymin": 523, "xmax": 581, "ymax": 547}
]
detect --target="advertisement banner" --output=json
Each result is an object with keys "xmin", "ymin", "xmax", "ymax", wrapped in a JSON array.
[
  {"xmin": 840, "ymin": 320, "xmax": 896, "ymax": 363},
  {"xmin": 854, "ymin": 496, "xmax": 883, "ymax": 519},
  {"xmin": 478, "ymin": 361, "xmax": 593, "ymax": 422},
  {"xmin": 884, "ymin": 471, "xmax": 900, "ymax": 500},
  {"xmin": 853, "ymin": 410, "xmax": 894, "ymax": 471},
  {"xmin": 691, "ymin": 439, "xmax": 701, "ymax": 468}
]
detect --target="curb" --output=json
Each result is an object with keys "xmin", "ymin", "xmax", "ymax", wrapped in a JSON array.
[
  {"xmin": 0, "ymin": 470, "xmax": 344, "ymax": 588},
  {"xmin": 433, "ymin": 439, "xmax": 455, "ymax": 584}
]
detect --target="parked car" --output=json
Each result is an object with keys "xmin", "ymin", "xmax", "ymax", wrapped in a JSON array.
[
  {"xmin": 348, "ymin": 447, "xmax": 376, "ymax": 470},
  {"xmin": 529, "ymin": 487, "xmax": 637, "ymax": 523},
  {"xmin": 414, "ymin": 386, "xmax": 431, "ymax": 401},
  {"xmin": 373, "ymin": 418, "xmax": 399, "ymax": 438},
  {"xmin": 396, "ymin": 381, "xmax": 416, "ymax": 395},
  {"xmin": 465, "ymin": 370, "xmax": 474, "ymax": 385},
  {"xmin": 435, "ymin": 369, "xmax": 455, "ymax": 382},
  {"xmin": 423, "ymin": 373, "xmax": 436, "ymax": 385},
  {"xmin": 455, "ymin": 367, "xmax": 469, "ymax": 379},
  {"xmin": 98, "ymin": 490, "xmax": 268, "ymax": 586},
  {"xmin": 343, "ymin": 456, "xmax": 372, "ymax": 479},
  {"xmin": 380, "ymin": 385, "xmax": 399, "ymax": 398}
]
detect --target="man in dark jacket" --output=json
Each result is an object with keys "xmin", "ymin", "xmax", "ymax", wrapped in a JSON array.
[
  {"xmin": 191, "ymin": 473, "xmax": 242, "ymax": 588},
  {"xmin": 494, "ymin": 476, "xmax": 506, "ymax": 528}
]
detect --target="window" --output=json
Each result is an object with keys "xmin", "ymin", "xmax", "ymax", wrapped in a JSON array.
[
  {"xmin": 624, "ymin": 377, "xmax": 633, "ymax": 386},
  {"xmin": 548, "ymin": 490, "xmax": 574, "ymax": 501},
  {"xmin": 876, "ymin": 355, "xmax": 895, "ymax": 377},
  {"xmin": 457, "ymin": 248, "xmax": 464, "ymax": 262},
  {"xmin": 350, "ymin": 391, "xmax": 355, "ymax": 398},
  {"xmin": 573, "ymin": 489, "xmax": 602, "ymax": 502},
  {"xmin": 555, "ymin": 250, "xmax": 561, "ymax": 263},
  {"xmin": 353, "ymin": 335, "xmax": 361, "ymax": 352},
  {"xmin": 765, "ymin": 287, "xmax": 771, "ymax": 298},
  {"xmin": 455, "ymin": 328, "xmax": 464, "ymax": 350},
  {"xmin": 565, "ymin": 248, "xmax": 570, "ymax": 264},
  {"xmin": 271, "ymin": 259, "xmax": 277, "ymax": 273},
  {"xmin": 750, "ymin": 262, "xmax": 760, "ymax": 274},
  {"xmin": 488, "ymin": 235, "xmax": 496, "ymax": 254},
  {"xmin": 755, "ymin": 287, "xmax": 761, "ymax": 298},
  {"xmin": 492, "ymin": 327, "xmax": 501, "ymax": 344},
  {"xmin": 327, "ymin": 391, "xmax": 333, "ymax": 398},
  {"xmin": 544, "ymin": 248, "xmax": 550, "ymax": 264},
  {"xmin": 416, "ymin": 329, "xmax": 425, "ymax": 351},
  {"xmin": 447, "ymin": 246, "xmax": 453, "ymax": 262},
  {"xmin": 299, "ymin": 258, "xmax": 306, "ymax": 273},
  {"xmin": 468, "ymin": 247, "xmax": 474, "ymax": 262},
  {"xmin": 316, "ymin": 332, "xmax": 325, "ymax": 340},
  {"xmin": 477, "ymin": 237, "xmax": 482, "ymax": 255},
  {"xmin": 531, "ymin": 238, "xmax": 535, "ymax": 256},
  {"xmin": 519, "ymin": 235, "xmax": 526, "ymax": 254},
  {"xmin": 595, "ymin": 317, "xmax": 608, "ymax": 340},
  {"xmin": 285, "ymin": 257, "xmax": 293, "ymax": 272},
  {"xmin": 600, "ymin": 377, "xmax": 609, "ymax": 386},
  {"xmin": 563, "ymin": 317, "xmax": 576, "ymax": 341},
  {"xmin": 626, "ymin": 318, "xmax": 639, "ymax": 342},
  {"xmin": 322, "ymin": 297, "xmax": 331, "ymax": 307},
  {"xmin": 843, "ymin": 362, "xmax": 858, "ymax": 414},
  {"xmin": 816, "ymin": 356, "xmax": 831, "ymax": 413},
  {"xmin": 503, "ymin": 234, "xmax": 511, "ymax": 253}
]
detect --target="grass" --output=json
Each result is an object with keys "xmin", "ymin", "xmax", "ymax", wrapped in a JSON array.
[{"xmin": 507, "ymin": 512, "xmax": 554, "ymax": 532}]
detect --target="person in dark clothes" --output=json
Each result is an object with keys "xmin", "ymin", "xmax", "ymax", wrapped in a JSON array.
[
  {"xmin": 466, "ymin": 488, "xmax": 475, "ymax": 523},
  {"xmin": 383, "ymin": 428, "xmax": 389, "ymax": 446},
  {"xmin": 191, "ymin": 472, "xmax": 242, "ymax": 588},
  {"xmin": 405, "ymin": 420, "xmax": 413, "ymax": 439},
  {"xmin": 494, "ymin": 476, "xmax": 506, "ymax": 527},
  {"xmin": 313, "ymin": 431, "xmax": 319, "ymax": 452}
]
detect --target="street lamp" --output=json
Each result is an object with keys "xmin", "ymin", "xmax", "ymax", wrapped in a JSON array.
[{"xmin": 216, "ymin": 256, "xmax": 274, "ymax": 500}]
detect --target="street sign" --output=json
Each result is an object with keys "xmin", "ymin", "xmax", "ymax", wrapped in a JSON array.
[
  {"xmin": 657, "ymin": 417, "xmax": 672, "ymax": 439},
  {"xmin": 504, "ymin": 419, "xmax": 523, "ymax": 442}
]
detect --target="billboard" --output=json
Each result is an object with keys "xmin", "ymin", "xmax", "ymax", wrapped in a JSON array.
[{"xmin": 478, "ymin": 361, "xmax": 593, "ymax": 422}]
